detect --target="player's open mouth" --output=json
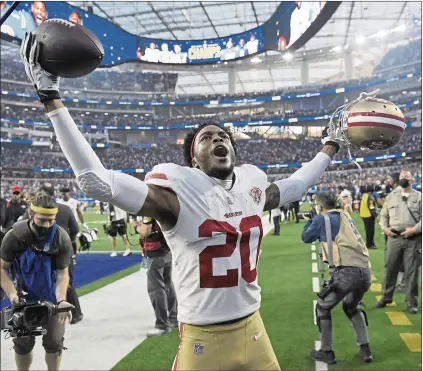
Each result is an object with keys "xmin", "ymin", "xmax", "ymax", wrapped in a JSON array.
[{"xmin": 213, "ymin": 145, "xmax": 228, "ymax": 158}]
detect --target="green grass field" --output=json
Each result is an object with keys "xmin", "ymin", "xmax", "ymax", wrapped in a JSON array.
[{"xmin": 109, "ymin": 211, "xmax": 422, "ymax": 371}]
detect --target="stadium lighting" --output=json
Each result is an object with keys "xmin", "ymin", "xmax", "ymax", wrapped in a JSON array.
[
  {"xmin": 251, "ymin": 57, "xmax": 262, "ymax": 63},
  {"xmin": 394, "ymin": 24, "xmax": 406, "ymax": 32},
  {"xmin": 376, "ymin": 30, "xmax": 387, "ymax": 38},
  {"xmin": 331, "ymin": 46, "xmax": 342, "ymax": 52},
  {"xmin": 283, "ymin": 53, "xmax": 293, "ymax": 61},
  {"xmin": 355, "ymin": 36, "xmax": 365, "ymax": 45}
]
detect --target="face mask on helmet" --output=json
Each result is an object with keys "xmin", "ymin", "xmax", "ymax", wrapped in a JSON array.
[{"xmin": 398, "ymin": 179, "xmax": 410, "ymax": 188}]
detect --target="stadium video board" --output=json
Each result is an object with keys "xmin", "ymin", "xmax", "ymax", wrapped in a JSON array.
[{"xmin": 1, "ymin": 1, "xmax": 330, "ymax": 66}]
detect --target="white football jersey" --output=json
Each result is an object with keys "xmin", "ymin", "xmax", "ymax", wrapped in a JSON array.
[
  {"xmin": 57, "ymin": 197, "xmax": 80, "ymax": 222},
  {"xmin": 145, "ymin": 163, "xmax": 268, "ymax": 325}
]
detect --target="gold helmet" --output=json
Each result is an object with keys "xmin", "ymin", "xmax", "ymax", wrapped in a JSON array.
[{"xmin": 327, "ymin": 90, "xmax": 406, "ymax": 151}]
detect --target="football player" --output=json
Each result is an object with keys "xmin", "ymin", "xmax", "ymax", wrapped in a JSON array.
[
  {"xmin": 57, "ymin": 187, "xmax": 87, "ymax": 228},
  {"xmin": 21, "ymin": 33, "xmax": 341, "ymax": 370}
]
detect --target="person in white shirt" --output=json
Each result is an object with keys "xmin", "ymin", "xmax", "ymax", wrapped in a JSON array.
[{"xmin": 58, "ymin": 188, "xmax": 86, "ymax": 227}]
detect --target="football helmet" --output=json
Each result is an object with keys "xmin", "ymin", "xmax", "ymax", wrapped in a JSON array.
[{"xmin": 327, "ymin": 90, "xmax": 405, "ymax": 151}]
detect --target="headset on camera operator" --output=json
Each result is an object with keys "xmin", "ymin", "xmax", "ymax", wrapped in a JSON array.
[
  {"xmin": 0, "ymin": 193, "xmax": 73, "ymax": 371},
  {"xmin": 301, "ymin": 191, "xmax": 373, "ymax": 365}
]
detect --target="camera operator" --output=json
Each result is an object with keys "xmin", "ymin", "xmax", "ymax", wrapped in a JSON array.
[
  {"xmin": 21, "ymin": 183, "xmax": 83, "ymax": 325},
  {"xmin": 135, "ymin": 216, "xmax": 178, "ymax": 337},
  {"xmin": 0, "ymin": 193, "xmax": 73, "ymax": 371},
  {"xmin": 377, "ymin": 170, "xmax": 421, "ymax": 314},
  {"xmin": 301, "ymin": 192, "xmax": 372, "ymax": 365},
  {"xmin": 107, "ymin": 203, "xmax": 131, "ymax": 257}
]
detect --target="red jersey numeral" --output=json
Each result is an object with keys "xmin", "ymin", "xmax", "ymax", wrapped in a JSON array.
[{"xmin": 198, "ymin": 216, "xmax": 263, "ymax": 288}]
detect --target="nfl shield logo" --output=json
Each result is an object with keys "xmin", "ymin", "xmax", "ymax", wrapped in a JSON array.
[{"xmin": 193, "ymin": 344, "xmax": 204, "ymax": 356}]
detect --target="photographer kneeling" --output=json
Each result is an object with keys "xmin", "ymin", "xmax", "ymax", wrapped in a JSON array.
[
  {"xmin": 301, "ymin": 192, "xmax": 373, "ymax": 365},
  {"xmin": 0, "ymin": 193, "xmax": 73, "ymax": 371}
]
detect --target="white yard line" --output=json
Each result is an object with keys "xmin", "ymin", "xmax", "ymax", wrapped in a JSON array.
[
  {"xmin": 314, "ymin": 341, "xmax": 329, "ymax": 371},
  {"xmin": 312, "ymin": 277, "xmax": 320, "ymax": 293},
  {"xmin": 312, "ymin": 243, "xmax": 328, "ymax": 371},
  {"xmin": 311, "ymin": 252, "xmax": 317, "ymax": 260}
]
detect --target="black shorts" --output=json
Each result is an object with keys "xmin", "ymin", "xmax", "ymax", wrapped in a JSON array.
[{"xmin": 109, "ymin": 219, "xmax": 126, "ymax": 237}]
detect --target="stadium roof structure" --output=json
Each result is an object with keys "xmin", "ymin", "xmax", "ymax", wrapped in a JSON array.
[
  {"xmin": 2, "ymin": 2, "xmax": 421, "ymax": 95},
  {"xmin": 67, "ymin": 1, "xmax": 421, "ymax": 95}
]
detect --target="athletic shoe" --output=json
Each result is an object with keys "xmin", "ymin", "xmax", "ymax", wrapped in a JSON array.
[
  {"xmin": 407, "ymin": 304, "xmax": 418, "ymax": 314},
  {"xmin": 110, "ymin": 252, "xmax": 117, "ymax": 257},
  {"xmin": 359, "ymin": 343, "xmax": 373, "ymax": 363},
  {"xmin": 70, "ymin": 314, "xmax": 84, "ymax": 325},
  {"xmin": 123, "ymin": 250, "xmax": 132, "ymax": 257},
  {"xmin": 310, "ymin": 349, "xmax": 336, "ymax": 365},
  {"xmin": 146, "ymin": 328, "xmax": 171, "ymax": 337}
]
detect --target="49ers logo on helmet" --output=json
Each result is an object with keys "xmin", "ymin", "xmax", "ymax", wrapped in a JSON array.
[{"xmin": 249, "ymin": 187, "xmax": 262, "ymax": 205}]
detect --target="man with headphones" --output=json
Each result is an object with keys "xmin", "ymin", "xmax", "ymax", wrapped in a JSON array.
[{"xmin": 301, "ymin": 191, "xmax": 373, "ymax": 365}]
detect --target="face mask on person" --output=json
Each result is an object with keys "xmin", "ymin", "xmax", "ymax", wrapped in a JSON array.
[
  {"xmin": 398, "ymin": 179, "xmax": 410, "ymax": 188},
  {"xmin": 31, "ymin": 221, "xmax": 53, "ymax": 240}
]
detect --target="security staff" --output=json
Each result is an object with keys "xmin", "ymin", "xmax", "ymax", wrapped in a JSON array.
[
  {"xmin": 359, "ymin": 185, "xmax": 377, "ymax": 249},
  {"xmin": 136, "ymin": 217, "xmax": 178, "ymax": 337},
  {"xmin": 21, "ymin": 183, "xmax": 83, "ymax": 324},
  {"xmin": 0, "ymin": 193, "xmax": 73, "ymax": 371},
  {"xmin": 8, "ymin": 185, "xmax": 28, "ymax": 223},
  {"xmin": 378, "ymin": 170, "xmax": 421, "ymax": 314},
  {"xmin": 301, "ymin": 192, "xmax": 373, "ymax": 365}
]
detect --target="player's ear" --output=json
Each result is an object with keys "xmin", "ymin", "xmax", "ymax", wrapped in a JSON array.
[{"xmin": 191, "ymin": 157, "xmax": 199, "ymax": 169}]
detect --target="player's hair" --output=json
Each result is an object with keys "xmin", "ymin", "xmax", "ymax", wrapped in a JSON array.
[
  {"xmin": 32, "ymin": 192, "xmax": 57, "ymax": 210},
  {"xmin": 39, "ymin": 183, "xmax": 55, "ymax": 197},
  {"xmin": 315, "ymin": 192, "xmax": 339, "ymax": 210},
  {"xmin": 183, "ymin": 121, "xmax": 237, "ymax": 167}
]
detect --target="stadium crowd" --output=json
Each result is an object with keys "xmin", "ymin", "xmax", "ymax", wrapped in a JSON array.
[{"xmin": 2, "ymin": 128, "xmax": 421, "ymax": 169}]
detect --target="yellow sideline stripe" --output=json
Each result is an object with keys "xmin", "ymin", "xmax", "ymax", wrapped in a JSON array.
[
  {"xmin": 370, "ymin": 283, "xmax": 382, "ymax": 292},
  {"xmin": 400, "ymin": 333, "xmax": 421, "ymax": 352},
  {"xmin": 371, "ymin": 274, "xmax": 377, "ymax": 281},
  {"xmin": 386, "ymin": 312, "xmax": 412, "ymax": 326},
  {"xmin": 376, "ymin": 296, "xmax": 397, "ymax": 307}
]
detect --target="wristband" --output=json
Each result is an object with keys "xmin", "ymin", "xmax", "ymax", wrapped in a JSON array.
[
  {"xmin": 37, "ymin": 90, "xmax": 61, "ymax": 103},
  {"xmin": 324, "ymin": 140, "xmax": 340, "ymax": 153}
]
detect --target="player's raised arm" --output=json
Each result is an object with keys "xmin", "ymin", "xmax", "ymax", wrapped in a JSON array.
[
  {"xmin": 20, "ymin": 33, "xmax": 178, "ymax": 225},
  {"xmin": 264, "ymin": 129, "xmax": 339, "ymax": 211}
]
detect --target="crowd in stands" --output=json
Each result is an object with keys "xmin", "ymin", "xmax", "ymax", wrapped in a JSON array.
[
  {"xmin": 2, "ymin": 128, "xmax": 421, "ymax": 171},
  {"xmin": 1, "ymin": 59, "xmax": 178, "ymax": 93},
  {"xmin": 2, "ymin": 161, "xmax": 420, "ymax": 202},
  {"xmin": 2, "ymin": 95, "xmax": 421, "ymax": 130},
  {"xmin": 374, "ymin": 39, "xmax": 422, "ymax": 73}
]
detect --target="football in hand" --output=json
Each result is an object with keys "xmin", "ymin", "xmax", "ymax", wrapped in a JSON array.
[{"xmin": 33, "ymin": 19, "xmax": 104, "ymax": 78}]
